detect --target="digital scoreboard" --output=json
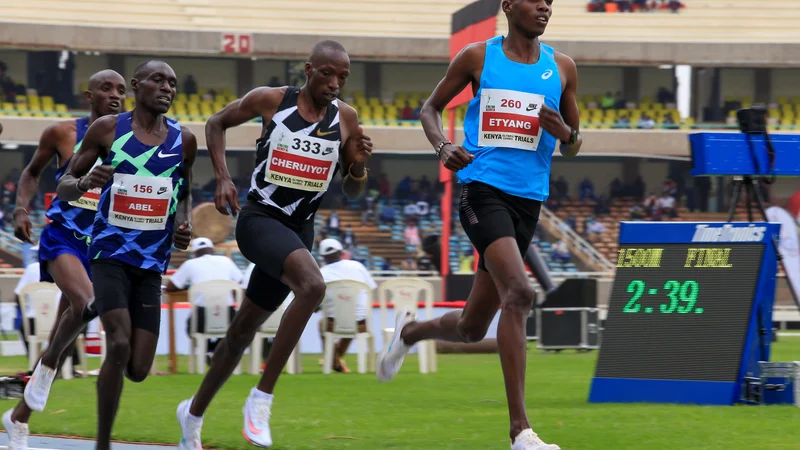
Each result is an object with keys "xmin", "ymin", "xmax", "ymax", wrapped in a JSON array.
[{"xmin": 589, "ymin": 222, "xmax": 781, "ymax": 405}]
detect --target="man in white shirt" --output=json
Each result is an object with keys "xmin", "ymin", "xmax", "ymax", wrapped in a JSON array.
[
  {"xmin": 317, "ymin": 238, "xmax": 376, "ymax": 373},
  {"xmin": 165, "ymin": 238, "xmax": 244, "ymax": 354}
]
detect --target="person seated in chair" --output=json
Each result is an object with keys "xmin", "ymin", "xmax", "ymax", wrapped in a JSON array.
[
  {"xmin": 165, "ymin": 238, "xmax": 243, "ymax": 359},
  {"xmin": 316, "ymin": 238, "xmax": 376, "ymax": 373}
]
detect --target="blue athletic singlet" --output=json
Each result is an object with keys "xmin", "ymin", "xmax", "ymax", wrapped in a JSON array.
[
  {"xmin": 89, "ymin": 112, "xmax": 186, "ymax": 273},
  {"xmin": 459, "ymin": 36, "xmax": 562, "ymax": 201},
  {"xmin": 45, "ymin": 117, "xmax": 98, "ymax": 237}
]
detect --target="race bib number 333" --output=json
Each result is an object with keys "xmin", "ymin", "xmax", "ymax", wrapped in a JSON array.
[
  {"xmin": 108, "ymin": 173, "xmax": 172, "ymax": 231},
  {"xmin": 265, "ymin": 127, "xmax": 339, "ymax": 192},
  {"xmin": 479, "ymin": 88, "xmax": 545, "ymax": 151}
]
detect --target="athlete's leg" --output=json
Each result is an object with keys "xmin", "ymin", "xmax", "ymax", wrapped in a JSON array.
[
  {"xmin": 482, "ymin": 237, "xmax": 535, "ymax": 440},
  {"xmin": 39, "ymin": 253, "xmax": 93, "ymax": 370},
  {"xmin": 90, "ymin": 259, "xmax": 133, "ymax": 450},
  {"xmin": 96, "ymin": 308, "xmax": 132, "ymax": 450},
  {"xmin": 256, "ymin": 248, "xmax": 325, "ymax": 393},
  {"xmin": 124, "ymin": 268, "xmax": 163, "ymax": 382},
  {"xmin": 187, "ymin": 297, "xmax": 271, "ymax": 417},
  {"xmin": 400, "ymin": 269, "xmax": 501, "ymax": 345}
]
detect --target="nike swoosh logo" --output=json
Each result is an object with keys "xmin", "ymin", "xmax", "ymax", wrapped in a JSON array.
[
  {"xmin": 156, "ymin": 149, "xmax": 180, "ymax": 159},
  {"xmin": 316, "ymin": 128, "xmax": 336, "ymax": 137},
  {"xmin": 527, "ymin": 106, "xmax": 536, "ymax": 111},
  {"xmin": 247, "ymin": 415, "xmax": 261, "ymax": 435}
]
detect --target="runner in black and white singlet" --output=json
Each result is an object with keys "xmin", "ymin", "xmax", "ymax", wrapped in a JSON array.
[{"xmin": 176, "ymin": 40, "xmax": 372, "ymax": 449}]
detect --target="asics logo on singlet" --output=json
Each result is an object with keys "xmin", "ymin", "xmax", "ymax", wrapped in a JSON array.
[
  {"xmin": 156, "ymin": 148, "xmax": 180, "ymax": 159},
  {"xmin": 541, "ymin": 70, "xmax": 553, "ymax": 80}
]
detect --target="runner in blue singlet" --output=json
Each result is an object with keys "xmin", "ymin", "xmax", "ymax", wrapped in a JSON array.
[
  {"xmin": 56, "ymin": 60, "xmax": 196, "ymax": 450},
  {"xmin": 377, "ymin": 1, "xmax": 583, "ymax": 449},
  {"xmin": 2, "ymin": 70, "xmax": 125, "ymax": 450}
]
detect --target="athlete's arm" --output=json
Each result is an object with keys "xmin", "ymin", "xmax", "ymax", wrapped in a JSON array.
[
  {"xmin": 420, "ymin": 43, "xmax": 482, "ymax": 172},
  {"xmin": 338, "ymin": 102, "xmax": 373, "ymax": 200},
  {"xmin": 57, "ymin": 115, "xmax": 116, "ymax": 202},
  {"xmin": 550, "ymin": 52, "xmax": 582, "ymax": 157},
  {"xmin": 173, "ymin": 127, "xmax": 198, "ymax": 251},
  {"xmin": 205, "ymin": 87, "xmax": 282, "ymax": 216},
  {"xmin": 13, "ymin": 122, "xmax": 69, "ymax": 243}
]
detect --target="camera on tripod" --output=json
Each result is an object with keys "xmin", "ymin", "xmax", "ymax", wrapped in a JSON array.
[{"xmin": 736, "ymin": 106, "xmax": 768, "ymax": 135}]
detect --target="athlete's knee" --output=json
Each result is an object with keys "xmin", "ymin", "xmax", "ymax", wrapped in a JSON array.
[
  {"xmin": 106, "ymin": 334, "xmax": 131, "ymax": 364},
  {"xmin": 224, "ymin": 325, "xmax": 257, "ymax": 352},
  {"xmin": 502, "ymin": 280, "xmax": 535, "ymax": 312},
  {"xmin": 124, "ymin": 365, "xmax": 149, "ymax": 383},
  {"xmin": 294, "ymin": 275, "xmax": 326, "ymax": 304},
  {"xmin": 456, "ymin": 318, "xmax": 489, "ymax": 343}
]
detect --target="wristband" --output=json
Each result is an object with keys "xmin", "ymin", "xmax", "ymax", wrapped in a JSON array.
[
  {"xmin": 435, "ymin": 140, "xmax": 451, "ymax": 158},
  {"xmin": 348, "ymin": 164, "xmax": 367, "ymax": 181}
]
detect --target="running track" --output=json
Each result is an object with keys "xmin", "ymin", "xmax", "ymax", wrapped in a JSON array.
[{"xmin": 0, "ymin": 433, "xmax": 170, "ymax": 449}]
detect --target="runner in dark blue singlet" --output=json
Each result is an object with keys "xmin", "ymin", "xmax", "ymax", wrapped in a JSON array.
[
  {"xmin": 2, "ymin": 70, "xmax": 125, "ymax": 450},
  {"xmin": 56, "ymin": 60, "xmax": 196, "ymax": 450},
  {"xmin": 377, "ymin": 1, "xmax": 583, "ymax": 449}
]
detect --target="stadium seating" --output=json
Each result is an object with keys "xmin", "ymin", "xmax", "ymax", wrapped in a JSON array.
[
  {"xmin": 541, "ymin": 0, "xmax": 800, "ymax": 42},
  {"xmin": 0, "ymin": 0, "xmax": 473, "ymax": 37}
]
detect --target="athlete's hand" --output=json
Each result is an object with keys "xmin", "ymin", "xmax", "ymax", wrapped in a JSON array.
[
  {"xmin": 80, "ymin": 164, "xmax": 114, "ymax": 191},
  {"xmin": 440, "ymin": 144, "xmax": 474, "ymax": 173},
  {"xmin": 538, "ymin": 105, "xmax": 571, "ymax": 143},
  {"xmin": 351, "ymin": 126, "xmax": 373, "ymax": 165},
  {"xmin": 215, "ymin": 177, "xmax": 241, "ymax": 217},
  {"xmin": 173, "ymin": 222, "xmax": 192, "ymax": 250},
  {"xmin": 13, "ymin": 210, "xmax": 34, "ymax": 244}
]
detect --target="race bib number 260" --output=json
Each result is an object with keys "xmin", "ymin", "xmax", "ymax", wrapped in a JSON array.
[{"xmin": 478, "ymin": 88, "xmax": 545, "ymax": 151}]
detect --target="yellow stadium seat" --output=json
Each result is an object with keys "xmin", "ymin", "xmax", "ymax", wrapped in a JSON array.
[{"xmin": 55, "ymin": 104, "xmax": 68, "ymax": 113}]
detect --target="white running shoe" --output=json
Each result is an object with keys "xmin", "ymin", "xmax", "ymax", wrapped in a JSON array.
[
  {"xmin": 2, "ymin": 408, "xmax": 29, "ymax": 450},
  {"xmin": 242, "ymin": 389, "xmax": 273, "ymax": 448},
  {"xmin": 511, "ymin": 428, "xmax": 561, "ymax": 450},
  {"xmin": 376, "ymin": 310, "xmax": 416, "ymax": 382},
  {"xmin": 24, "ymin": 360, "xmax": 56, "ymax": 412},
  {"xmin": 176, "ymin": 398, "xmax": 203, "ymax": 450}
]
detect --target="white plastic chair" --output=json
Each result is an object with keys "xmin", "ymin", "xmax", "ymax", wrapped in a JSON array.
[
  {"xmin": 187, "ymin": 280, "xmax": 243, "ymax": 375},
  {"xmin": 249, "ymin": 294, "xmax": 301, "ymax": 375},
  {"xmin": 322, "ymin": 280, "xmax": 375, "ymax": 374},
  {"xmin": 377, "ymin": 278, "xmax": 437, "ymax": 373},
  {"xmin": 18, "ymin": 282, "xmax": 88, "ymax": 379}
]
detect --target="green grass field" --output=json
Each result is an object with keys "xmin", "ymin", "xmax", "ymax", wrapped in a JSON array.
[{"xmin": 2, "ymin": 338, "xmax": 799, "ymax": 449}]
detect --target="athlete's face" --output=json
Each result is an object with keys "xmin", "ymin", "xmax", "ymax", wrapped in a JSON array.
[
  {"xmin": 86, "ymin": 72, "xmax": 126, "ymax": 116},
  {"xmin": 504, "ymin": 0, "xmax": 553, "ymax": 37},
  {"xmin": 306, "ymin": 50, "xmax": 350, "ymax": 105},
  {"xmin": 133, "ymin": 62, "xmax": 177, "ymax": 114}
]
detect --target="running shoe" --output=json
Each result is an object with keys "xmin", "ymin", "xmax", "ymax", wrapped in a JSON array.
[
  {"xmin": 23, "ymin": 360, "xmax": 56, "ymax": 412},
  {"xmin": 176, "ymin": 398, "xmax": 203, "ymax": 450},
  {"xmin": 376, "ymin": 310, "xmax": 416, "ymax": 382},
  {"xmin": 2, "ymin": 408, "xmax": 29, "ymax": 450},
  {"xmin": 511, "ymin": 428, "xmax": 561, "ymax": 450},
  {"xmin": 242, "ymin": 388, "xmax": 273, "ymax": 448}
]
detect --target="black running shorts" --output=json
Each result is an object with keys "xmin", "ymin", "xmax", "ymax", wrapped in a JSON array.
[
  {"xmin": 459, "ymin": 182, "xmax": 542, "ymax": 272},
  {"xmin": 91, "ymin": 259, "xmax": 163, "ymax": 335},
  {"xmin": 236, "ymin": 201, "xmax": 315, "ymax": 312}
]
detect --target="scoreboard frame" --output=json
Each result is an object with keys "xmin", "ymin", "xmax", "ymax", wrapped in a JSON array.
[{"xmin": 588, "ymin": 221, "xmax": 782, "ymax": 406}]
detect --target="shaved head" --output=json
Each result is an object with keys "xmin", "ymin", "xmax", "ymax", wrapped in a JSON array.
[
  {"xmin": 87, "ymin": 69, "xmax": 124, "ymax": 90},
  {"xmin": 133, "ymin": 60, "xmax": 173, "ymax": 81},
  {"xmin": 308, "ymin": 40, "xmax": 348, "ymax": 67}
]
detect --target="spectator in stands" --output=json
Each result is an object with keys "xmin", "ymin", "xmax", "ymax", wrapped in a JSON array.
[
  {"xmin": 183, "ymin": 75, "xmax": 197, "ymax": 96},
  {"xmin": 418, "ymin": 175, "xmax": 432, "ymax": 194},
  {"xmin": 566, "ymin": 215, "xmax": 577, "ymax": 231},
  {"xmin": 395, "ymin": 176, "xmax": 412, "ymax": 199},
  {"xmin": 379, "ymin": 203, "xmax": 396, "ymax": 224},
  {"xmin": 554, "ymin": 176, "xmax": 568, "ymax": 200},
  {"xmin": 638, "ymin": 114, "xmax": 656, "ymax": 129},
  {"xmin": 601, "ymin": 92, "xmax": 615, "ymax": 110},
  {"xmin": 643, "ymin": 193, "xmax": 659, "ymax": 217},
  {"xmin": 165, "ymin": 238, "xmax": 243, "ymax": 357},
  {"xmin": 579, "ymin": 177, "xmax": 596, "ymax": 202},
  {"xmin": 657, "ymin": 87, "xmax": 674, "ymax": 104},
  {"xmin": 327, "ymin": 210, "xmax": 341, "ymax": 237},
  {"xmin": 663, "ymin": 178, "xmax": 677, "ymax": 198},
  {"xmin": 586, "ymin": 218, "xmax": 607, "ymax": 242},
  {"xmin": 0, "ymin": 62, "xmax": 17, "ymax": 102},
  {"xmin": 631, "ymin": 175, "xmax": 646, "ymax": 200},
  {"xmin": 614, "ymin": 91, "xmax": 626, "ymax": 109},
  {"xmin": 404, "ymin": 221, "xmax": 421, "ymax": 252},
  {"xmin": 401, "ymin": 258, "xmax": 418, "ymax": 271},
  {"xmin": 630, "ymin": 203, "xmax": 647, "ymax": 220},
  {"xmin": 614, "ymin": 115, "xmax": 631, "ymax": 128},
  {"xmin": 378, "ymin": 173, "xmax": 391, "ymax": 198},
  {"xmin": 610, "ymin": 178, "xmax": 624, "ymax": 200},
  {"xmin": 552, "ymin": 240, "xmax": 570, "ymax": 264},
  {"xmin": 403, "ymin": 201, "xmax": 420, "ymax": 222},
  {"xmin": 415, "ymin": 198, "xmax": 430, "ymax": 217},
  {"xmin": 417, "ymin": 252, "xmax": 433, "ymax": 271},
  {"xmin": 663, "ymin": 114, "xmax": 676, "ymax": 127},
  {"xmin": 381, "ymin": 258, "xmax": 392, "ymax": 271},
  {"xmin": 594, "ymin": 195, "xmax": 611, "ymax": 216},
  {"xmin": 402, "ymin": 102, "xmax": 414, "ymax": 121},
  {"xmin": 343, "ymin": 225, "xmax": 357, "ymax": 249},
  {"xmin": 616, "ymin": 0, "xmax": 632, "ymax": 12},
  {"xmin": 657, "ymin": 192, "xmax": 678, "ymax": 218}
]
